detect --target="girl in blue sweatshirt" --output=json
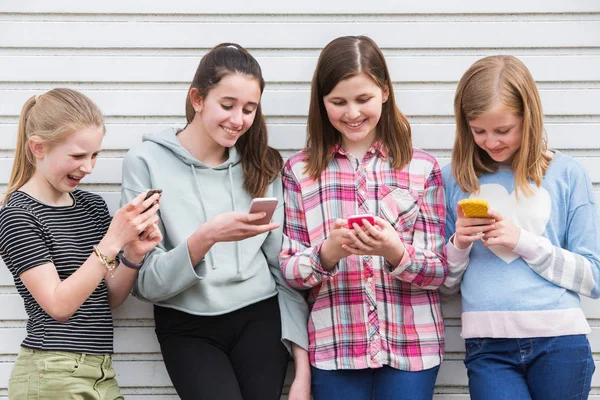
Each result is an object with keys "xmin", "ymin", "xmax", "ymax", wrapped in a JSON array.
[{"xmin": 442, "ymin": 55, "xmax": 598, "ymax": 399}]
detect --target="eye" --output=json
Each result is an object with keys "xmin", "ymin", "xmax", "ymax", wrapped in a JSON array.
[
  {"xmin": 331, "ymin": 101, "xmax": 346, "ymax": 106},
  {"xmin": 221, "ymin": 105, "xmax": 233, "ymax": 110},
  {"xmin": 357, "ymin": 97, "xmax": 372, "ymax": 104},
  {"xmin": 71, "ymin": 154, "xmax": 85, "ymax": 160},
  {"xmin": 92, "ymin": 153, "xmax": 100, "ymax": 159},
  {"xmin": 242, "ymin": 108, "xmax": 255, "ymax": 115},
  {"xmin": 472, "ymin": 129, "xmax": 485, "ymax": 134},
  {"xmin": 496, "ymin": 129, "xmax": 509, "ymax": 134}
]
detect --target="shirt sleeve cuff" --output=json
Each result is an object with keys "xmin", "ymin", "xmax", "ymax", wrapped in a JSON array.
[
  {"xmin": 310, "ymin": 242, "xmax": 340, "ymax": 277},
  {"xmin": 384, "ymin": 245, "xmax": 412, "ymax": 276},
  {"xmin": 512, "ymin": 228, "xmax": 551, "ymax": 263},
  {"xmin": 447, "ymin": 234, "xmax": 472, "ymax": 267}
]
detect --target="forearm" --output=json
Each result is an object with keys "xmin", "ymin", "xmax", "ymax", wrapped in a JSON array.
[
  {"xmin": 387, "ymin": 242, "xmax": 447, "ymax": 289},
  {"xmin": 187, "ymin": 224, "xmax": 216, "ymax": 266},
  {"xmin": 515, "ymin": 229, "xmax": 600, "ymax": 297},
  {"xmin": 49, "ymin": 238, "xmax": 120, "ymax": 321},
  {"xmin": 280, "ymin": 240, "xmax": 338, "ymax": 289},
  {"xmin": 440, "ymin": 235, "xmax": 471, "ymax": 294},
  {"xmin": 105, "ymin": 255, "xmax": 140, "ymax": 309},
  {"xmin": 292, "ymin": 342, "xmax": 311, "ymax": 381}
]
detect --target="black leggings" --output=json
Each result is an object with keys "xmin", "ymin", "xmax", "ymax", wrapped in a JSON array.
[{"xmin": 154, "ymin": 296, "xmax": 289, "ymax": 400}]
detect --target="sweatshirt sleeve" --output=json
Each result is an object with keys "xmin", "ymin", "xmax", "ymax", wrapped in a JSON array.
[
  {"xmin": 120, "ymin": 149, "xmax": 206, "ymax": 303},
  {"xmin": 279, "ymin": 161, "xmax": 340, "ymax": 290},
  {"xmin": 263, "ymin": 179, "xmax": 309, "ymax": 352},
  {"xmin": 383, "ymin": 159, "xmax": 448, "ymax": 290},
  {"xmin": 512, "ymin": 166, "xmax": 600, "ymax": 298}
]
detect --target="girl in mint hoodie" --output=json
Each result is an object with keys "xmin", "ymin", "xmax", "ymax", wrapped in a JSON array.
[
  {"xmin": 442, "ymin": 55, "xmax": 598, "ymax": 399},
  {"xmin": 120, "ymin": 43, "xmax": 310, "ymax": 400}
]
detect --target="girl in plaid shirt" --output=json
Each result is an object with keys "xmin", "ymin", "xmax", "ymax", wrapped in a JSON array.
[{"xmin": 280, "ymin": 36, "xmax": 448, "ymax": 400}]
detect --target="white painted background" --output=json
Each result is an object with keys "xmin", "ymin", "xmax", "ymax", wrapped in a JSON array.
[{"xmin": 0, "ymin": 1, "xmax": 599, "ymax": 398}]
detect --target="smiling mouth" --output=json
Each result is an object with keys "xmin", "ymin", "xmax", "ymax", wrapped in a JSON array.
[
  {"xmin": 67, "ymin": 174, "xmax": 83, "ymax": 181},
  {"xmin": 222, "ymin": 126, "xmax": 241, "ymax": 135},
  {"xmin": 344, "ymin": 119, "xmax": 366, "ymax": 128}
]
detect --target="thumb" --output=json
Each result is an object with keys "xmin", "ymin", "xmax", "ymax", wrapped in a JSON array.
[
  {"xmin": 333, "ymin": 218, "xmax": 347, "ymax": 229},
  {"xmin": 456, "ymin": 203, "xmax": 466, "ymax": 219},
  {"xmin": 246, "ymin": 211, "xmax": 267, "ymax": 222}
]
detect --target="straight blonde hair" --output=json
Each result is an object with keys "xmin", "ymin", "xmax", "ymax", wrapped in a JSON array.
[
  {"xmin": 452, "ymin": 55, "xmax": 551, "ymax": 197},
  {"xmin": 2, "ymin": 88, "xmax": 105, "ymax": 205},
  {"xmin": 304, "ymin": 35, "xmax": 412, "ymax": 180}
]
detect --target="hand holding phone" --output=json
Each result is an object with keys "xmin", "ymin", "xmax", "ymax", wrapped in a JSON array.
[
  {"xmin": 142, "ymin": 189, "xmax": 162, "ymax": 213},
  {"xmin": 248, "ymin": 197, "xmax": 278, "ymax": 225},
  {"xmin": 347, "ymin": 214, "xmax": 375, "ymax": 229}
]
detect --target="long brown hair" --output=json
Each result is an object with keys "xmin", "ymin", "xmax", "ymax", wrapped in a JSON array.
[
  {"xmin": 2, "ymin": 88, "xmax": 104, "ymax": 204},
  {"xmin": 185, "ymin": 43, "xmax": 282, "ymax": 198},
  {"xmin": 453, "ymin": 55, "xmax": 550, "ymax": 197},
  {"xmin": 304, "ymin": 35, "xmax": 412, "ymax": 179}
]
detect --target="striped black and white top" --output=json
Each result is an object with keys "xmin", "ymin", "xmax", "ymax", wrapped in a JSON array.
[{"xmin": 0, "ymin": 190, "xmax": 114, "ymax": 354}]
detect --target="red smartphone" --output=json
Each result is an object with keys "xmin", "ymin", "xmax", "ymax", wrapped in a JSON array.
[
  {"xmin": 142, "ymin": 189, "xmax": 162, "ymax": 213},
  {"xmin": 248, "ymin": 197, "xmax": 278, "ymax": 225},
  {"xmin": 347, "ymin": 214, "xmax": 375, "ymax": 228}
]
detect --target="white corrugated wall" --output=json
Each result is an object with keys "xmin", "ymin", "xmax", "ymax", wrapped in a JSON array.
[{"xmin": 0, "ymin": 1, "xmax": 599, "ymax": 398}]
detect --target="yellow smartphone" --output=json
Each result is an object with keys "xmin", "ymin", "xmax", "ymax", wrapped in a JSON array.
[{"xmin": 458, "ymin": 198, "xmax": 490, "ymax": 218}]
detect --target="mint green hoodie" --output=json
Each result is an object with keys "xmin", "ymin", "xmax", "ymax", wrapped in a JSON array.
[{"xmin": 120, "ymin": 128, "xmax": 308, "ymax": 351}]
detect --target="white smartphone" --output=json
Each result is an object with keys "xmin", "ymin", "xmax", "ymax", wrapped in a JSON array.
[{"xmin": 248, "ymin": 197, "xmax": 278, "ymax": 225}]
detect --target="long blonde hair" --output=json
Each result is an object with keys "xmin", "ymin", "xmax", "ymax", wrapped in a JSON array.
[
  {"xmin": 304, "ymin": 35, "xmax": 412, "ymax": 180},
  {"xmin": 452, "ymin": 55, "xmax": 550, "ymax": 197},
  {"xmin": 2, "ymin": 88, "xmax": 105, "ymax": 205}
]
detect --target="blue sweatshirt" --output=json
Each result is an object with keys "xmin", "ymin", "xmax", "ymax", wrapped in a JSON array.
[{"xmin": 442, "ymin": 151, "xmax": 600, "ymax": 339}]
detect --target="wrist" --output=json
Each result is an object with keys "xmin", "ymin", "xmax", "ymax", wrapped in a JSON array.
[
  {"xmin": 319, "ymin": 239, "xmax": 342, "ymax": 271},
  {"xmin": 120, "ymin": 251, "xmax": 145, "ymax": 270},
  {"xmin": 97, "ymin": 238, "xmax": 122, "ymax": 259},
  {"xmin": 122, "ymin": 248, "xmax": 144, "ymax": 264},
  {"xmin": 194, "ymin": 224, "xmax": 217, "ymax": 247}
]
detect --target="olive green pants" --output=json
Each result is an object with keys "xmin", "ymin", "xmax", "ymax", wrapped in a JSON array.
[{"xmin": 8, "ymin": 347, "xmax": 123, "ymax": 400}]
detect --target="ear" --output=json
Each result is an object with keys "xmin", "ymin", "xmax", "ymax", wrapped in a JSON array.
[
  {"xmin": 28, "ymin": 135, "xmax": 46, "ymax": 160},
  {"xmin": 189, "ymin": 88, "xmax": 204, "ymax": 114},
  {"xmin": 382, "ymin": 85, "xmax": 390, "ymax": 104}
]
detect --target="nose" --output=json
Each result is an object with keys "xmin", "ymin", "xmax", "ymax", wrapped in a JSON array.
[
  {"xmin": 345, "ymin": 103, "xmax": 361, "ymax": 120},
  {"xmin": 80, "ymin": 158, "xmax": 93, "ymax": 174},
  {"xmin": 230, "ymin": 109, "xmax": 243, "ymax": 127},
  {"xmin": 484, "ymin": 134, "xmax": 501, "ymax": 149}
]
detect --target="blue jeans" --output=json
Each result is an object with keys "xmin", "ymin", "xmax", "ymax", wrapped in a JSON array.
[
  {"xmin": 311, "ymin": 365, "xmax": 440, "ymax": 400},
  {"xmin": 464, "ymin": 335, "xmax": 594, "ymax": 400}
]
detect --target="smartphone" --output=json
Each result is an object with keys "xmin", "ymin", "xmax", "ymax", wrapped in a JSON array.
[
  {"xmin": 142, "ymin": 189, "xmax": 162, "ymax": 213},
  {"xmin": 248, "ymin": 197, "xmax": 278, "ymax": 225},
  {"xmin": 458, "ymin": 198, "xmax": 490, "ymax": 218},
  {"xmin": 347, "ymin": 214, "xmax": 375, "ymax": 228}
]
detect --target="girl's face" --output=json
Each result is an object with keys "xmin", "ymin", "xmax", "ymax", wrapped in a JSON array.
[
  {"xmin": 323, "ymin": 73, "xmax": 388, "ymax": 151},
  {"xmin": 195, "ymin": 73, "xmax": 261, "ymax": 150},
  {"xmin": 36, "ymin": 125, "xmax": 104, "ymax": 194},
  {"xmin": 468, "ymin": 101, "xmax": 524, "ymax": 165}
]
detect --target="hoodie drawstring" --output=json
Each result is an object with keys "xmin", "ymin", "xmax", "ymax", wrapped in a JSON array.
[
  {"xmin": 228, "ymin": 164, "xmax": 242, "ymax": 274},
  {"xmin": 191, "ymin": 165, "xmax": 217, "ymax": 269},
  {"xmin": 190, "ymin": 163, "xmax": 242, "ymax": 274}
]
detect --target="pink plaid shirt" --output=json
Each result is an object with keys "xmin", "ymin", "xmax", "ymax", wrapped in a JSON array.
[{"xmin": 280, "ymin": 143, "xmax": 447, "ymax": 371}]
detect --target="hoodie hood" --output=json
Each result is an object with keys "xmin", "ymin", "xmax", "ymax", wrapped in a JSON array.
[
  {"xmin": 142, "ymin": 128, "xmax": 243, "ymax": 272},
  {"xmin": 142, "ymin": 127, "xmax": 241, "ymax": 170}
]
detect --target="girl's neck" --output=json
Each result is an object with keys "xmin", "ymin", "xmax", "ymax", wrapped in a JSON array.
[
  {"xmin": 341, "ymin": 138, "xmax": 375, "ymax": 162},
  {"xmin": 20, "ymin": 172, "xmax": 73, "ymax": 206},
  {"xmin": 177, "ymin": 120, "xmax": 228, "ymax": 167}
]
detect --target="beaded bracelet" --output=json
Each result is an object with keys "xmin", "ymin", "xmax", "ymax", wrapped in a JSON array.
[{"xmin": 93, "ymin": 246, "xmax": 117, "ymax": 276}]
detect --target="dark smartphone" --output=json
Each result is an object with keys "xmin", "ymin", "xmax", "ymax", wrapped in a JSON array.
[{"xmin": 142, "ymin": 189, "xmax": 162, "ymax": 213}]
